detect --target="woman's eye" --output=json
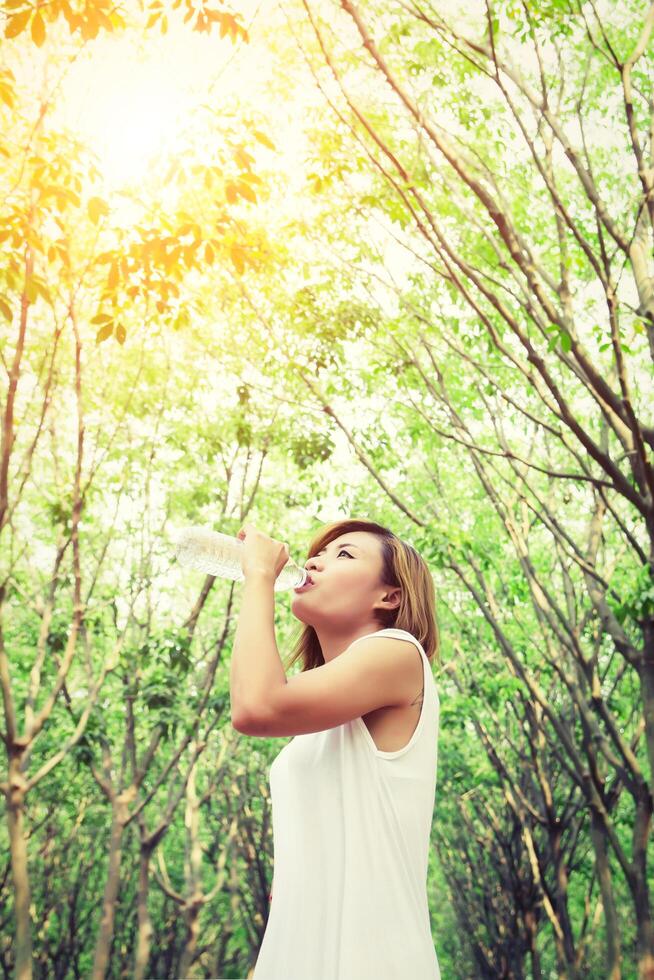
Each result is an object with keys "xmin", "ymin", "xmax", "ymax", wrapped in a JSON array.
[{"xmin": 338, "ymin": 549, "xmax": 353, "ymax": 558}]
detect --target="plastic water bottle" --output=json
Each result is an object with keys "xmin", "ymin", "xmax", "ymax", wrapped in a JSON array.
[{"xmin": 173, "ymin": 527, "xmax": 308, "ymax": 591}]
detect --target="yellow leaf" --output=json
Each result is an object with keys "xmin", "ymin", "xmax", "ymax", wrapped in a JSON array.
[
  {"xmin": 253, "ymin": 129, "xmax": 275, "ymax": 151},
  {"xmin": 31, "ymin": 11, "xmax": 45, "ymax": 46},
  {"xmin": 96, "ymin": 323, "xmax": 113, "ymax": 344},
  {"xmin": 164, "ymin": 246, "xmax": 180, "ymax": 273},
  {"xmin": 81, "ymin": 13, "xmax": 100, "ymax": 40},
  {"xmin": 108, "ymin": 262, "xmax": 119, "ymax": 289},
  {"xmin": 32, "ymin": 277, "xmax": 50, "ymax": 302},
  {"xmin": 230, "ymin": 243, "xmax": 245, "ymax": 275},
  {"xmin": 0, "ymin": 296, "xmax": 11, "ymax": 322},
  {"xmin": 237, "ymin": 181, "xmax": 257, "ymax": 204},
  {"xmin": 59, "ymin": 1, "xmax": 75, "ymax": 27},
  {"xmin": 5, "ymin": 9, "xmax": 31, "ymax": 38},
  {"xmin": 234, "ymin": 146, "xmax": 253, "ymax": 170},
  {"xmin": 0, "ymin": 83, "xmax": 15, "ymax": 108},
  {"xmin": 96, "ymin": 9, "xmax": 113, "ymax": 30},
  {"xmin": 87, "ymin": 196, "xmax": 109, "ymax": 224},
  {"xmin": 115, "ymin": 323, "xmax": 126, "ymax": 344},
  {"xmin": 204, "ymin": 242, "xmax": 214, "ymax": 264}
]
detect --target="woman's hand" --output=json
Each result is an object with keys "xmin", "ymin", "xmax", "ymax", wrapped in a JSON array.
[{"xmin": 237, "ymin": 523, "xmax": 290, "ymax": 582}]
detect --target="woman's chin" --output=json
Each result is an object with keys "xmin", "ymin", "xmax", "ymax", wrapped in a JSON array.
[
  {"xmin": 291, "ymin": 602, "xmax": 311, "ymax": 626},
  {"xmin": 290, "ymin": 599, "xmax": 313, "ymax": 624}
]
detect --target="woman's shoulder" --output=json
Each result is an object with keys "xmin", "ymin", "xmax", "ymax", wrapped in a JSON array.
[
  {"xmin": 373, "ymin": 627, "xmax": 421, "ymax": 643},
  {"xmin": 355, "ymin": 628, "xmax": 426, "ymax": 654}
]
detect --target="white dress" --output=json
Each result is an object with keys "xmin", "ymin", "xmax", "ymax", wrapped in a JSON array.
[{"xmin": 251, "ymin": 627, "xmax": 441, "ymax": 980}]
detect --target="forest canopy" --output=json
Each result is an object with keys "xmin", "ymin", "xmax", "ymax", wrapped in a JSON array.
[{"xmin": 1, "ymin": 0, "xmax": 653, "ymax": 977}]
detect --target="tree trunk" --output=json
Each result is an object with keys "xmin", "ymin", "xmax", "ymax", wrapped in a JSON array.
[
  {"xmin": 589, "ymin": 807, "xmax": 622, "ymax": 979},
  {"xmin": 633, "ymin": 790, "xmax": 654, "ymax": 980},
  {"xmin": 177, "ymin": 902, "xmax": 202, "ymax": 979},
  {"xmin": 523, "ymin": 909, "xmax": 541, "ymax": 980},
  {"xmin": 6, "ymin": 750, "xmax": 32, "ymax": 980},
  {"xmin": 133, "ymin": 844, "xmax": 154, "ymax": 980},
  {"xmin": 91, "ymin": 791, "xmax": 133, "ymax": 980},
  {"xmin": 639, "ymin": 621, "xmax": 654, "ymax": 809},
  {"xmin": 553, "ymin": 845, "xmax": 578, "ymax": 979},
  {"xmin": 635, "ymin": 621, "xmax": 654, "ymax": 980},
  {"xmin": 178, "ymin": 754, "xmax": 203, "ymax": 978}
]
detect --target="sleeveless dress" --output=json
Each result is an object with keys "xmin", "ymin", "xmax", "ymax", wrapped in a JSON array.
[{"xmin": 251, "ymin": 627, "xmax": 441, "ymax": 980}]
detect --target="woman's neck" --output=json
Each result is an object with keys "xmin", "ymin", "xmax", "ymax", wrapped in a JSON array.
[{"xmin": 315, "ymin": 621, "xmax": 385, "ymax": 664}]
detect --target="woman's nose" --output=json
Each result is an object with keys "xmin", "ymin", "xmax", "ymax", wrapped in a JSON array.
[{"xmin": 305, "ymin": 556, "xmax": 323, "ymax": 572}]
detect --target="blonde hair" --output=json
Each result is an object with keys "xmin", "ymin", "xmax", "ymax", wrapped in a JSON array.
[{"xmin": 283, "ymin": 518, "xmax": 439, "ymax": 673}]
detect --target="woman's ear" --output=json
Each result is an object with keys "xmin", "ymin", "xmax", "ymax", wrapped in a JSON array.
[{"xmin": 377, "ymin": 588, "xmax": 401, "ymax": 610}]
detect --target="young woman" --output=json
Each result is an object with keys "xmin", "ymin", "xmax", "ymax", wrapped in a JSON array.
[{"xmin": 230, "ymin": 517, "xmax": 441, "ymax": 980}]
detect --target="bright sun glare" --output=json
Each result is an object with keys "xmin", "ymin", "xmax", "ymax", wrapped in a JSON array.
[
  {"xmin": 89, "ymin": 70, "xmax": 187, "ymax": 186},
  {"xmin": 51, "ymin": 1, "xmax": 322, "ymax": 233},
  {"xmin": 59, "ymin": 23, "xmax": 258, "ymax": 188}
]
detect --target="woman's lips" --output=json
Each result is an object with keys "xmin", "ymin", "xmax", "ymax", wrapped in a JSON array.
[{"xmin": 294, "ymin": 576, "xmax": 315, "ymax": 594}]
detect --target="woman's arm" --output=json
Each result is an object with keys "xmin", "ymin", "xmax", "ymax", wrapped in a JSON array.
[
  {"xmin": 235, "ymin": 636, "xmax": 420, "ymax": 737},
  {"xmin": 230, "ymin": 571, "xmax": 288, "ymax": 725},
  {"xmin": 230, "ymin": 525, "xmax": 291, "ymax": 725}
]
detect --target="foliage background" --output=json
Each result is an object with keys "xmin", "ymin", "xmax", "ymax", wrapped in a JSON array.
[{"xmin": 1, "ymin": 0, "xmax": 653, "ymax": 977}]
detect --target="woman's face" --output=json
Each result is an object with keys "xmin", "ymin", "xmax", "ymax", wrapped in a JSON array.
[{"xmin": 290, "ymin": 530, "xmax": 394, "ymax": 630}]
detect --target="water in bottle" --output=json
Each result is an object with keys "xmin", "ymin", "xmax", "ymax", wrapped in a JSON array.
[{"xmin": 174, "ymin": 527, "xmax": 308, "ymax": 591}]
